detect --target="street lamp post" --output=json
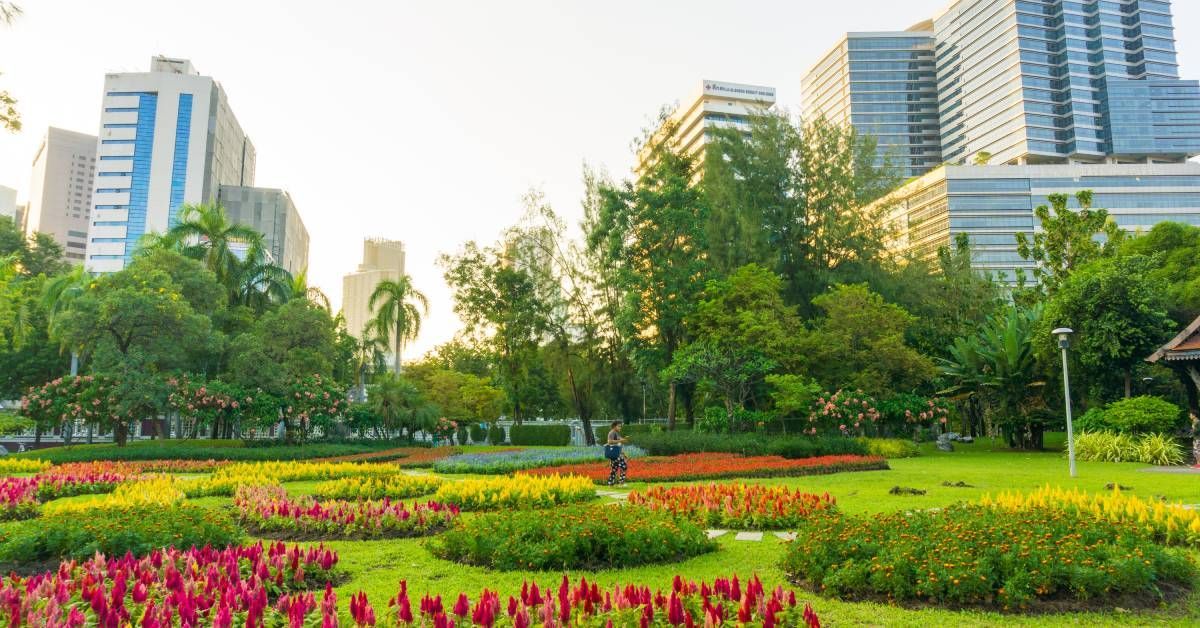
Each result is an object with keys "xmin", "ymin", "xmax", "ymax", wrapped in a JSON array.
[{"xmin": 1053, "ymin": 327, "xmax": 1077, "ymax": 478}]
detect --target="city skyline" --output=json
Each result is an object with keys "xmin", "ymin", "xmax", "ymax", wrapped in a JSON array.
[{"xmin": 2, "ymin": 0, "xmax": 1199, "ymax": 357}]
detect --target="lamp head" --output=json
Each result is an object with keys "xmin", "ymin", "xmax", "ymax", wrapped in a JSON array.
[{"xmin": 1052, "ymin": 327, "xmax": 1073, "ymax": 349}]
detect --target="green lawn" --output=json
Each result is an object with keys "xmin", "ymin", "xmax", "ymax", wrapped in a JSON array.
[{"xmin": 259, "ymin": 438, "xmax": 1199, "ymax": 627}]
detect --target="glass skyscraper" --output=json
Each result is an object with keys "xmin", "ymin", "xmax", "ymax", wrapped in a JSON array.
[
  {"xmin": 803, "ymin": 24, "xmax": 942, "ymax": 179},
  {"xmin": 934, "ymin": 0, "xmax": 1200, "ymax": 165}
]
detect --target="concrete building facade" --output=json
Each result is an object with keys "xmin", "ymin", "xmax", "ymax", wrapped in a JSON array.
[
  {"xmin": 0, "ymin": 186, "xmax": 15, "ymax": 221},
  {"xmin": 216, "ymin": 185, "xmax": 310, "ymax": 275},
  {"xmin": 803, "ymin": 24, "xmax": 942, "ymax": 179},
  {"xmin": 342, "ymin": 238, "xmax": 406, "ymax": 341},
  {"xmin": 873, "ymin": 162, "xmax": 1200, "ymax": 282},
  {"xmin": 22, "ymin": 128, "xmax": 97, "ymax": 261},
  {"xmin": 637, "ymin": 80, "xmax": 775, "ymax": 173},
  {"xmin": 84, "ymin": 56, "xmax": 255, "ymax": 273}
]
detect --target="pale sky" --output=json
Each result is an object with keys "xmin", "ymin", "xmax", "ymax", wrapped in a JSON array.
[{"xmin": 2, "ymin": 0, "xmax": 1199, "ymax": 357}]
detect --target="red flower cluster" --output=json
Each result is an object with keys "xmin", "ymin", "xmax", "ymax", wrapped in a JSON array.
[
  {"xmin": 0, "ymin": 542, "xmax": 338, "ymax": 627},
  {"xmin": 34, "ymin": 461, "xmax": 135, "ymax": 499},
  {"xmin": 525, "ymin": 453, "xmax": 887, "ymax": 483},
  {"xmin": 356, "ymin": 573, "xmax": 819, "ymax": 627},
  {"xmin": 234, "ymin": 485, "xmax": 459, "ymax": 540},
  {"xmin": 628, "ymin": 484, "xmax": 838, "ymax": 529},
  {"xmin": 0, "ymin": 477, "xmax": 39, "ymax": 521}
]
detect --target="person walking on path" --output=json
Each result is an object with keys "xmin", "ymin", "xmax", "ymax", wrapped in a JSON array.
[{"xmin": 605, "ymin": 420, "xmax": 629, "ymax": 486}]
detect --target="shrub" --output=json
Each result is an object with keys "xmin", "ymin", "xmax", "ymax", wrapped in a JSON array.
[
  {"xmin": 469, "ymin": 423, "xmax": 487, "ymax": 443},
  {"xmin": 629, "ymin": 431, "xmax": 867, "ymax": 458},
  {"xmin": 0, "ymin": 412, "xmax": 33, "ymax": 435},
  {"xmin": 782, "ymin": 505, "xmax": 1195, "ymax": 611},
  {"xmin": 0, "ymin": 502, "xmax": 242, "ymax": 564},
  {"xmin": 525, "ymin": 453, "xmax": 888, "ymax": 484},
  {"xmin": 432, "ymin": 474, "xmax": 595, "ymax": 510},
  {"xmin": 981, "ymin": 486, "xmax": 1200, "ymax": 548},
  {"xmin": 593, "ymin": 423, "xmax": 662, "ymax": 442},
  {"xmin": 234, "ymin": 485, "xmax": 458, "ymax": 540},
  {"xmin": 1075, "ymin": 406, "xmax": 1108, "ymax": 433},
  {"xmin": 9, "ymin": 439, "xmax": 400, "ymax": 463},
  {"xmin": 433, "ymin": 446, "xmax": 645, "ymax": 474},
  {"xmin": 876, "ymin": 394, "xmax": 951, "ymax": 435},
  {"xmin": 487, "ymin": 424, "xmax": 506, "ymax": 445},
  {"xmin": 856, "ymin": 438, "xmax": 920, "ymax": 459},
  {"xmin": 0, "ymin": 543, "xmax": 340, "ymax": 626},
  {"xmin": 628, "ymin": 484, "xmax": 837, "ymax": 529},
  {"xmin": 508, "ymin": 424, "xmax": 571, "ymax": 446},
  {"xmin": 313, "ymin": 474, "xmax": 444, "ymax": 500},
  {"xmin": 1072, "ymin": 431, "xmax": 1185, "ymax": 464},
  {"xmin": 0, "ymin": 458, "xmax": 50, "ymax": 474},
  {"xmin": 806, "ymin": 389, "xmax": 881, "ymax": 436},
  {"xmin": 429, "ymin": 504, "xmax": 716, "ymax": 570},
  {"xmin": 1102, "ymin": 396, "xmax": 1182, "ymax": 434}
]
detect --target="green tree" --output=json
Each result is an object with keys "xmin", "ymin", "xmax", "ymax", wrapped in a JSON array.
[
  {"xmin": 1038, "ymin": 255, "xmax": 1175, "ymax": 400},
  {"xmin": 368, "ymin": 275, "xmax": 429, "ymax": 374},
  {"xmin": 369, "ymin": 373, "xmax": 438, "ymax": 441},
  {"xmin": 0, "ymin": 3, "xmax": 21, "ymax": 132},
  {"xmin": 163, "ymin": 203, "xmax": 262, "ymax": 281},
  {"xmin": 51, "ymin": 260, "xmax": 218, "ymax": 445},
  {"xmin": 588, "ymin": 121, "xmax": 709, "ymax": 428},
  {"xmin": 288, "ymin": 267, "xmax": 331, "ymax": 312},
  {"xmin": 1015, "ymin": 190, "xmax": 1123, "ymax": 294},
  {"xmin": 1119, "ymin": 221, "xmax": 1200, "ymax": 324},
  {"xmin": 795, "ymin": 284, "xmax": 935, "ymax": 398},
  {"xmin": 227, "ymin": 299, "xmax": 340, "ymax": 394}
]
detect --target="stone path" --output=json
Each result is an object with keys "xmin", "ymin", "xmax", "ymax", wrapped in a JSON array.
[{"xmin": 705, "ymin": 529, "xmax": 794, "ymax": 542}]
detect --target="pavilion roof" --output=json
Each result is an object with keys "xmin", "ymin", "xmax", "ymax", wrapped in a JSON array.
[{"xmin": 1147, "ymin": 314, "xmax": 1200, "ymax": 364}]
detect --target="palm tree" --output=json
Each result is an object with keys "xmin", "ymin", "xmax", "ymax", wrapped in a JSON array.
[
  {"xmin": 288, "ymin": 267, "xmax": 331, "ymax": 312},
  {"xmin": 368, "ymin": 373, "xmax": 437, "ymax": 441},
  {"xmin": 352, "ymin": 322, "xmax": 388, "ymax": 400},
  {"xmin": 165, "ymin": 203, "xmax": 263, "ymax": 286},
  {"xmin": 40, "ymin": 264, "xmax": 94, "ymax": 444},
  {"xmin": 368, "ymin": 275, "xmax": 429, "ymax": 374}
]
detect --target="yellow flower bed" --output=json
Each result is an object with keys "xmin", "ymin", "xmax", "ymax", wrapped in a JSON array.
[
  {"xmin": 182, "ymin": 460, "xmax": 396, "ymax": 497},
  {"xmin": 0, "ymin": 459, "xmax": 52, "ymax": 474},
  {"xmin": 313, "ymin": 474, "xmax": 444, "ymax": 500},
  {"xmin": 43, "ymin": 475, "xmax": 185, "ymax": 515},
  {"xmin": 433, "ymin": 474, "xmax": 595, "ymax": 510},
  {"xmin": 980, "ymin": 485, "xmax": 1200, "ymax": 548}
]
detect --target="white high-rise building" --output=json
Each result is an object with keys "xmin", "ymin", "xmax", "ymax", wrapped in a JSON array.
[
  {"xmin": 0, "ymin": 185, "xmax": 16, "ymax": 221},
  {"xmin": 23, "ymin": 127, "xmax": 98, "ymax": 261},
  {"xmin": 342, "ymin": 238, "xmax": 406, "ymax": 342},
  {"xmin": 85, "ymin": 56, "xmax": 256, "ymax": 273},
  {"xmin": 636, "ymin": 80, "xmax": 775, "ymax": 174}
]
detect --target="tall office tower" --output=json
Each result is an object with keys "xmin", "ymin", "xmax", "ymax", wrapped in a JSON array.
[
  {"xmin": 85, "ymin": 56, "xmax": 256, "ymax": 273},
  {"xmin": 934, "ymin": 0, "xmax": 1200, "ymax": 166},
  {"xmin": 217, "ymin": 186, "xmax": 310, "ymax": 275},
  {"xmin": 803, "ymin": 23, "xmax": 942, "ymax": 179},
  {"xmin": 342, "ymin": 238, "xmax": 406, "ymax": 341},
  {"xmin": 0, "ymin": 185, "xmax": 15, "ymax": 221},
  {"xmin": 23, "ymin": 128, "xmax": 98, "ymax": 261},
  {"xmin": 636, "ymin": 80, "xmax": 776, "ymax": 173}
]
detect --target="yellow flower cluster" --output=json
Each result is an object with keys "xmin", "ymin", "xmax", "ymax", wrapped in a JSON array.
[
  {"xmin": 433, "ymin": 474, "xmax": 595, "ymax": 510},
  {"xmin": 313, "ymin": 474, "xmax": 444, "ymax": 500},
  {"xmin": 43, "ymin": 475, "xmax": 185, "ymax": 515},
  {"xmin": 0, "ymin": 458, "xmax": 52, "ymax": 474},
  {"xmin": 979, "ymin": 485, "xmax": 1200, "ymax": 548},
  {"xmin": 182, "ymin": 460, "xmax": 396, "ymax": 497}
]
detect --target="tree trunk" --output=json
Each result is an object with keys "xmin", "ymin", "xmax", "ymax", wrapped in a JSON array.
[
  {"xmin": 565, "ymin": 363, "xmax": 594, "ymax": 446},
  {"xmin": 34, "ymin": 425, "xmax": 41, "ymax": 446},
  {"xmin": 1124, "ymin": 370, "xmax": 1132, "ymax": 399},
  {"xmin": 114, "ymin": 422, "xmax": 128, "ymax": 447},
  {"xmin": 394, "ymin": 333, "xmax": 402, "ymax": 375},
  {"xmin": 667, "ymin": 381, "xmax": 677, "ymax": 430}
]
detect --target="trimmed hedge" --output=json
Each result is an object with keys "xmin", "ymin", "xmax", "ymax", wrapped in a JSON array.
[
  {"xmin": 486, "ymin": 424, "xmax": 506, "ymax": 445},
  {"xmin": 508, "ymin": 424, "xmax": 571, "ymax": 446},
  {"xmin": 11, "ymin": 439, "xmax": 404, "ymax": 463},
  {"xmin": 468, "ymin": 424, "xmax": 487, "ymax": 443},
  {"xmin": 630, "ymin": 431, "xmax": 867, "ymax": 459},
  {"xmin": 593, "ymin": 423, "xmax": 661, "ymax": 443}
]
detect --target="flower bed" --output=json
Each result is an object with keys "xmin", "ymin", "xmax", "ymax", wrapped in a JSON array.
[
  {"xmin": 781, "ymin": 505, "xmax": 1195, "ymax": 611},
  {"xmin": 980, "ymin": 486, "xmax": 1200, "ymax": 548},
  {"xmin": 182, "ymin": 460, "xmax": 398, "ymax": 497},
  {"xmin": 432, "ymin": 474, "xmax": 595, "ymax": 510},
  {"xmin": 0, "ymin": 502, "xmax": 242, "ymax": 564},
  {"xmin": 0, "ymin": 542, "xmax": 339, "ymax": 625},
  {"xmin": 316, "ymin": 446, "xmax": 458, "ymax": 465},
  {"xmin": 314, "ymin": 474, "xmax": 444, "ymax": 500},
  {"xmin": 41, "ymin": 476, "xmax": 185, "ymax": 515},
  {"xmin": 628, "ymin": 484, "xmax": 838, "ymax": 530},
  {"xmin": 234, "ymin": 485, "xmax": 459, "ymax": 540},
  {"xmin": 33, "ymin": 462, "xmax": 131, "ymax": 500},
  {"xmin": 525, "ymin": 453, "xmax": 888, "ymax": 483},
  {"xmin": 430, "ymin": 504, "xmax": 716, "ymax": 571},
  {"xmin": 0, "ymin": 477, "xmax": 39, "ymax": 521},
  {"xmin": 432, "ymin": 446, "xmax": 645, "ymax": 474},
  {"xmin": 0, "ymin": 458, "xmax": 51, "ymax": 474}
]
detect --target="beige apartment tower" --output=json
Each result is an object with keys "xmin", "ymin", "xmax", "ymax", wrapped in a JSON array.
[
  {"xmin": 636, "ymin": 80, "xmax": 775, "ymax": 173},
  {"xmin": 24, "ymin": 127, "xmax": 98, "ymax": 261},
  {"xmin": 342, "ymin": 238, "xmax": 406, "ymax": 341}
]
